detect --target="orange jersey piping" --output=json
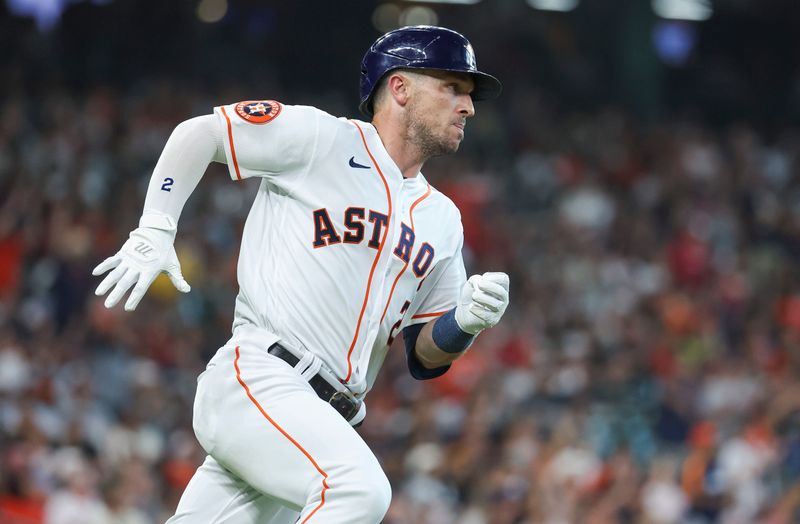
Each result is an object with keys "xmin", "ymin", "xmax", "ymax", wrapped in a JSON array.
[
  {"xmin": 344, "ymin": 121, "xmax": 393, "ymax": 382},
  {"xmin": 219, "ymin": 106, "xmax": 242, "ymax": 181},
  {"xmin": 379, "ymin": 184, "xmax": 432, "ymax": 324},
  {"xmin": 411, "ymin": 310, "xmax": 449, "ymax": 320}
]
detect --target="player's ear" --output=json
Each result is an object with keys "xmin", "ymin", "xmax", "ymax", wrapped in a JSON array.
[{"xmin": 386, "ymin": 72, "xmax": 411, "ymax": 108}]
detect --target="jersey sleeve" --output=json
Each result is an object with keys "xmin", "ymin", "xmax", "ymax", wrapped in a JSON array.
[
  {"xmin": 214, "ymin": 101, "xmax": 318, "ymax": 184},
  {"xmin": 404, "ymin": 231, "xmax": 467, "ymax": 327}
]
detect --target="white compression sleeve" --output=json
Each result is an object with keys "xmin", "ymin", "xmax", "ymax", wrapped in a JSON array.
[{"xmin": 139, "ymin": 114, "xmax": 225, "ymax": 231}]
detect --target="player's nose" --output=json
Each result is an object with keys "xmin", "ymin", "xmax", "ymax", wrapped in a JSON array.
[{"xmin": 459, "ymin": 95, "xmax": 475, "ymax": 118}]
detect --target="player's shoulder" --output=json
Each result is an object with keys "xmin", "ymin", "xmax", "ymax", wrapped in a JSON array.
[
  {"xmin": 282, "ymin": 105, "xmax": 370, "ymax": 136},
  {"xmin": 264, "ymin": 102, "xmax": 326, "ymax": 128}
]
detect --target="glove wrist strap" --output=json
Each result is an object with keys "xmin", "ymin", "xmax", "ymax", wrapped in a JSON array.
[{"xmin": 139, "ymin": 210, "xmax": 178, "ymax": 233}]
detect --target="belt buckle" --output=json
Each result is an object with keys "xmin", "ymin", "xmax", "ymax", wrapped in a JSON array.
[{"xmin": 329, "ymin": 391, "xmax": 359, "ymax": 421}]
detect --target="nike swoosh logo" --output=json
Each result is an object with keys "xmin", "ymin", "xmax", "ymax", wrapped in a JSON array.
[{"xmin": 349, "ymin": 156, "xmax": 370, "ymax": 169}]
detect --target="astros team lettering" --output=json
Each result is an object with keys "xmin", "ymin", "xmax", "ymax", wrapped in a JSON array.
[{"xmin": 312, "ymin": 208, "xmax": 434, "ymax": 276}]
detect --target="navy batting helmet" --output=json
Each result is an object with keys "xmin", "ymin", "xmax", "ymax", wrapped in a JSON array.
[{"xmin": 359, "ymin": 25, "xmax": 502, "ymax": 117}]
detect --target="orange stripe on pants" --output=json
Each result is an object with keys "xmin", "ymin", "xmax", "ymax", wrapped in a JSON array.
[{"xmin": 233, "ymin": 346, "xmax": 329, "ymax": 522}]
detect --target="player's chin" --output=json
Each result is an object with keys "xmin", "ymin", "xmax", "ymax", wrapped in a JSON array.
[
  {"xmin": 446, "ymin": 130, "xmax": 464, "ymax": 152},
  {"xmin": 435, "ymin": 139, "xmax": 460, "ymax": 156},
  {"xmin": 444, "ymin": 139, "xmax": 462, "ymax": 154}
]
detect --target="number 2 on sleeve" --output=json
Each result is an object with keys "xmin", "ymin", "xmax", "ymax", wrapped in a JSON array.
[{"xmin": 161, "ymin": 178, "xmax": 174, "ymax": 192}]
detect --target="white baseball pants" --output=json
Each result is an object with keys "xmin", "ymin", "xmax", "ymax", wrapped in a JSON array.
[{"xmin": 165, "ymin": 343, "xmax": 391, "ymax": 523}]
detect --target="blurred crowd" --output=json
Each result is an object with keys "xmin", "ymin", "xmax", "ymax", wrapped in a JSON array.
[{"xmin": 1, "ymin": 74, "xmax": 800, "ymax": 524}]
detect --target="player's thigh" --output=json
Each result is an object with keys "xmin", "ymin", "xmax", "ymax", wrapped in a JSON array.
[
  {"xmin": 166, "ymin": 455, "xmax": 299, "ymax": 524},
  {"xmin": 198, "ymin": 344, "xmax": 384, "ymax": 509}
]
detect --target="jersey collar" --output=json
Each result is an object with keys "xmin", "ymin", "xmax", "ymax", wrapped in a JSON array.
[{"xmin": 361, "ymin": 122, "xmax": 425, "ymax": 183}]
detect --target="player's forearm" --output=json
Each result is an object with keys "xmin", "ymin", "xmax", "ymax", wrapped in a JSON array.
[
  {"xmin": 90, "ymin": 116, "xmax": 222, "ymax": 310},
  {"xmin": 140, "ymin": 115, "xmax": 225, "ymax": 231}
]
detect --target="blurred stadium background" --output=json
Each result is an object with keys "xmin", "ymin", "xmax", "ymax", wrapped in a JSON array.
[{"xmin": 2, "ymin": 0, "xmax": 800, "ymax": 522}]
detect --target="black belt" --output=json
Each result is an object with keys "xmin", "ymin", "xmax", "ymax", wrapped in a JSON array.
[{"xmin": 267, "ymin": 343, "xmax": 360, "ymax": 423}]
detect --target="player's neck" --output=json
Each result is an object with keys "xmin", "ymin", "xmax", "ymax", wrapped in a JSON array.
[{"xmin": 371, "ymin": 118, "xmax": 424, "ymax": 179}]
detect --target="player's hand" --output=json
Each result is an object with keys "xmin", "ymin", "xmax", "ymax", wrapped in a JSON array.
[
  {"xmin": 92, "ymin": 227, "xmax": 190, "ymax": 311},
  {"xmin": 454, "ymin": 272, "xmax": 510, "ymax": 335}
]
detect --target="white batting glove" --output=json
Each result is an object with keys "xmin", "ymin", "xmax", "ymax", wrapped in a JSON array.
[
  {"xmin": 454, "ymin": 272, "xmax": 510, "ymax": 335},
  {"xmin": 92, "ymin": 227, "xmax": 190, "ymax": 311}
]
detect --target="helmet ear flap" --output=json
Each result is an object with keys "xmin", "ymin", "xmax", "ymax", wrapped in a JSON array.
[{"xmin": 359, "ymin": 25, "xmax": 501, "ymax": 117}]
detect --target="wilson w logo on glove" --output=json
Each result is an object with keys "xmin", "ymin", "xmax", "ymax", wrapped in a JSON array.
[{"xmin": 134, "ymin": 242, "xmax": 155, "ymax": 256}]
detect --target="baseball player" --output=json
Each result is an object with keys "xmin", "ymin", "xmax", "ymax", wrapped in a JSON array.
[{"xmin": 93, "ymin": 26, "xmax": 510, "ymax": 523}]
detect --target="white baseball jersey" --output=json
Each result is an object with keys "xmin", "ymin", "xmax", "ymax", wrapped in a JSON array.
[{"xmin": 213, "ymin": 100, "xmax": 467, "ymax": 396}]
